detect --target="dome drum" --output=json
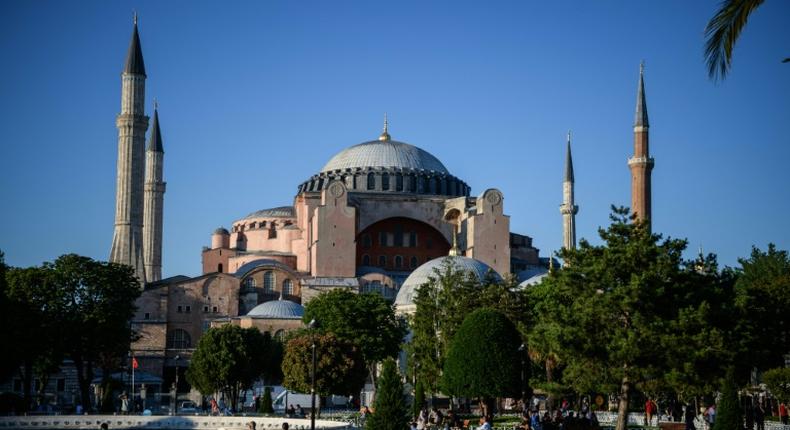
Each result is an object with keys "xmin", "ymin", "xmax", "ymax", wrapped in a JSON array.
[{"xmin": 298, "ymin": 167, "xmax": 470, "ymax": 197}]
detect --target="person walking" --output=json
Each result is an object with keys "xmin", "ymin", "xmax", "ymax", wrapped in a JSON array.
[{"xmin": 754, "ymin": 403, "xmax": 765, "ymax": 430}]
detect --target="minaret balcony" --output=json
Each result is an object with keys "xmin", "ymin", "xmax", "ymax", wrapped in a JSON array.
[
  {"xmin": 628, "ymin": 156, "xmax": 655, "ymax": 167},
  {"xmin": 560, "ymin": 204, "xmax": 578, "ymax": 215}
]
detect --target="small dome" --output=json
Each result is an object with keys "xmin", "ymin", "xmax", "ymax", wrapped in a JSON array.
[
  {"xmin": 518, "ymin": 272, "xmax": 549, "ymax": 289},
  {"xmin": 321, "ymin": 140, "xmax": 449, "ymax": 174},
  {"xmin": 395, "ymin": 256, "xmax": 500, "ymax": 309},
  {"xmin": 213, "ymin": 227, "xmax": 230, "ymax": 235},
  {"xmin": 247, "ymin": 299, "xmax": 304, "ymax": 319},
  {"xmin": 239, "ymin": 206, "xmax": 295, "ymax": 221}
]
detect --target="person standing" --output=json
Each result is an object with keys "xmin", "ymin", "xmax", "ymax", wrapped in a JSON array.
[
  {"xmin": 754, "ymin": 403, "xmax": 765, "ymax": 430},
  {"xmin": 684, "ymin": 403, "xmax": 697, "ymax": 430},
  {"xmin": 779, "ymin": 402, "xmax": 788, "ymax": 425},
  {"xmin": 645, "ymin": 398, "xmax": 657, "ymax": 427},
  {"xmin": 119, "ymin": 391, "xmax": 130, "ymax": 415}
]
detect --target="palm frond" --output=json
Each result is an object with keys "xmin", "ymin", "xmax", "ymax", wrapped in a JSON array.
[{"xmin": 704, "ymin": 0, "xmax": 765, "ymax": 81}]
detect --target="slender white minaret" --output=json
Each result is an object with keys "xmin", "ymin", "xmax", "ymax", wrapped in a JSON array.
[
  {"xmin": 560, "ymin": 131, "xmax": 578, "ymax": 251},
  {"xmin": 143, "ymin": 103, "xmax": 165, "ymax": 282},
  {"xmin": 110, "ymin": 15, "xmax": 148, "ymax": 284}
]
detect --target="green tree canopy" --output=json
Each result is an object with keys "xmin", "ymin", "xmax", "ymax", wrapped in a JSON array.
[
  {"xmin": 442, "ymin": 308, "xmax": 521, "ymax": 419},
  {"xmin": 763, "ymin": 367, "xmax": 790, "ymax": 403},
  {"xmin": 186, "ymin": 324, "xmax": 280, "ymax": 410},
  {"xmin": 409, "ymin": 259, "xmax": 526, "ymax": 394},
  {"xmin": 302, "ymin": 289, "xmax": 407, "ymax": 380},
  {"xmin": 527, "ymin": 207, "xmax": 723, "ymax": 430},
  {"xmin": 713, "ymin": 369, "xmax": 742, "ymax": 430},
  {"xmin": 366, "ymin": 358, "xmax": 409, "ymax": 430},
  {"xmin": 281, "ymin": 330, "xmax": 367, "ymax": 397}
]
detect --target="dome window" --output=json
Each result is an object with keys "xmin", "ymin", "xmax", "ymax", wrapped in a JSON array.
[
  {"xmin": 367, "ymin": 173, "xmax": 375, "ymax": 190},
  {"xmin": 382, "ymin": 173, "xmax": 390, "ymax": 191},
  {"xmin": 263, "ymin": 271, "xmax": 275, "ymax": 293}
]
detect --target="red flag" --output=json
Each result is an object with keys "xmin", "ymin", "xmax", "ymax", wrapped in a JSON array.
[{"xmin": 132, "ymin": 357, "xmax": 139, "ymax": 369}]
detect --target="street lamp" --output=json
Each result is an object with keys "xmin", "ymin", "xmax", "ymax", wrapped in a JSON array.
[
  {"xmin": 308, "ymin": 319, "xmax": 319, "ymax": 430},
  {"xmin": 173, "ymin": 355, "xmax": 181, "ymax": 415},
  {"xmin": 518, "ymin": 344, "xmax": 526, "ymax": 411}
]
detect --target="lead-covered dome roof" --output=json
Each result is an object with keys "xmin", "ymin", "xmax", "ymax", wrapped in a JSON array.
[
  {"xmin": 247, "ymin": 299, "xmax": 304, "ymax": 319},
  {"xmin": 395, "ymin": 256, "xmax": 501, "ymax": 308},
  {"xmin": 321, "ymin": 140, "xmax": 449, "ymax": 174}
]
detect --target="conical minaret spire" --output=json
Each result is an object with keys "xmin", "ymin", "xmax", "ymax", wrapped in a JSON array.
[
  {"xmin": 110, "ymin": 16, "xmax": 149, "ymax": 284},
  {"xmin": 628, "ymin": 61, "xmax": 655, "ymax": 226},
  {"xmin": 143, "ymin": 103, "xmax": 166, "ymax": 282},
  {"xmin": 560, "ymin": 131, "xmax": 578, "ymax": 252}
]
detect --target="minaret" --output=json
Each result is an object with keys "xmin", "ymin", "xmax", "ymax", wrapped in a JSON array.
[
  {"xmin": 560, "ymin": 131, "xmax": 578, "ymax": 251},
  {"xmin": 628, "ymin": 61, "xmax": 654, "ymax": 226},
  {"xmin": 143, "ymin": 103, "xmax": 165, "ymax": 282},
  {"xmin": 110, "ymin": 15, "xmax": 149, "ymax": 284}
]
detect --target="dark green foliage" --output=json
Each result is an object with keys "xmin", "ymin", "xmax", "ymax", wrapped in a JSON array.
[
  {"xmin": 412, "ymin": 379, "xmax": 425, "ymax": 420},
  {"xmin": 186, "ymin": 325, "xmax": 280, "ymax": 410},
  {"xmin": 733, "ymin": 245, "xmax": 790, "ymax": 373},
  {"xmin": 442, "ymin": 308, "xmax": 521, "ymax": 418},
  {"xmin": 366, "ymin": 359, "xmax": 409, "ymax": 430},
  {"xmin": 704, "ymin": 0, "xmax": 765, "ymax": 80},
  {"xmin": 281, "ymin": 331, "xmax": 367, "ymax": 396},
  {"xmin": 762, "ymin": 367, "xmax": 790, "ymax": 403},
  {"xmin": 713, "ymin": 370, "xmax": 743, "ymax": 430},
  {"xmin": 409, "ymin": 259, "xmax": 527, "ymax": 393},
  {"xmin": 259, "ymin": 387, "xmax": 274, "ymax": 414},
  {"xmin": 526, "ymin": 207, "xmax": 726, "ymax": 430},
  {"xmin": 303, "ymin": 289, "xmax": 407, "ymax": 381}
]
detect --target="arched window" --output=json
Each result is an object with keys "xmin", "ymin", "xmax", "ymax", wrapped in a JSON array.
[
  {"xmin": 410, "ymin": 256, "xmax": 418, "ymax": 268},
  {"xmin": 409, "ymin": 232, "xmax": 417, "ymax": 247},
  {"xmin": 282, "ymin": 279, "xmax": 293, "ymax": 296},
  {"xmin": 409, "ymin": 174, "xmax": 417, "ymax": 192},
  {"xmin": 243, "ymin": 277, "xmax": 256, "ymax": 289},
  {"xmin": 217, "ymin": 263, "xmax": 223, "ymax": 273},
  {"xmin": 263, "ymin": 271, "xmax": 275, "ymax": 292},
  {"xmin": 367, "ymin": 173, "xmax": 375, "ymax": 190},
  {"xmin": 362, "ymin": 255, "xmax": 371, "ymax": 266},
  {"xmin": 362, "ymin": 234, "xmax": 372, "ymax": 249},
  {"xmin": 268, "ymin": 222, "xmax": 277, "ymax": 239},
  {"xmin": 394, "ymin": 255, "xmax": 403, "ymax": 269},
  {"xmin": 396, "ymin": 174, "xmax": 403, "ymax": 191},
  {"xmin": 381, "ymin": 173, "xmax": 390, "ymax": 190},
  {"xmin": 274, "ymin": 330, "xmax": 286, "ymax": 342},
  {"xmin": 167, "ymin": 329, "xmax": 192, "ymax": 349},
  {"xmin": 378, "ymin": 255, "xmax": 387, "ymax": 267},
  {"xmin": 421, "ymin": 176, "xmax": 430, "ymax": 194}
]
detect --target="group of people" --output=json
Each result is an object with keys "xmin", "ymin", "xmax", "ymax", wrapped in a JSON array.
[
  {"xmin": 285, "ymin": 404, "xmax": 307, "ymax": 418},
  {"xmin": 520, "ymin": 408, "xmax": 600, "ymax": 430}
]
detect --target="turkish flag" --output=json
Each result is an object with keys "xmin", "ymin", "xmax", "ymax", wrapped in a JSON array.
[{"xmin": 132, "ymin": 357, "xmax": 139, "ymax": 369}]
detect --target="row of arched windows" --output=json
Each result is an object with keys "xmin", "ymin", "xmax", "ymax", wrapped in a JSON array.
[
  {"xmin": 361, "ymin": 230, "xmax": 419, "ymax": 248},
  {"xmin": 361, "ymin": 254, "xmax": 420, "ymax": 269},
  {"xmin": 301, "ymin": 172, "xmax": 469, "ymax": 197},
  {"xmin": 242, "ymin": 271, "xmax": 294, "ymax": 295}
]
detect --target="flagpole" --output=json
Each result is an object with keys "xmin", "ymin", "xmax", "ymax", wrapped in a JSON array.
[{"xmin": 131, "ymin": 355, "xmax": 135, "ymax": 413}]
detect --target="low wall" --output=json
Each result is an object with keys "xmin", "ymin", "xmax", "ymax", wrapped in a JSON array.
[{"xmin": 0, "ymin": 415, "xmax": 353, "ymax": 430}]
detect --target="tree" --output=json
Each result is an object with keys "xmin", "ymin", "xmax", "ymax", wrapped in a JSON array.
[
  {"xmin": 528, "ymin": 207, "xmax": 719, "ymax": 430},
  {"xmin": 366, "ymin": 358, "xmax": 409, "ymax": 430},
  {"xmin": 409, "ymin": 259, "xmax": 526, "ymax": 394},
  {"xmin": 281, "ymin": 331, "xmax": 367, "ymax": 397},
  {"xmin": 259, "ymin": 386, "xmax": 274, "ymax": 414},
  {"xmin": 303, "ymin": 289, "xmax": 407, "ymax": 383},
  {"xmin": 442, "ymin": 308, "xmax": 521, "ymax": 420},
  {"xmin": 733, "ymin": 244, "xmax": 790, "ymax": 372},
  {"xmin": 763, "ymin": 367, "xmax": 790, "ymax": 403},
  {"xmin": 44, "ymin": 254, "xmax": 142, "ymax": 409},
  {"xmin": 412, "ymin": 379, "xmax": 425, "ymax": 420},
  {"xmin": 713, "ymin": 369, "xmax": 743, "ymax": 430},
  {"xmin": 186, "ymin": 325, "xmax": 278, "ymax": 410}
]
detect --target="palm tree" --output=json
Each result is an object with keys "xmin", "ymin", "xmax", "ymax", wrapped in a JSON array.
[{"xmin": 703, "ymin": 0, "xmax": 788, "ymax": 81}]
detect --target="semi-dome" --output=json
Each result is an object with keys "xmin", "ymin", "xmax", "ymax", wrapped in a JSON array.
[
  {"xmin": 239, "ymin": 206, "xmax": 295, "ymax": 221},
  {"xmin": 321, "ymin": 139, "xmax": 449, "ymax": 174},
  {"xmin": 395, "ymin": 256, "xmax": 501, "ymax": 310},
  {"xmin": 247, "ymin": 298, "xmax": 304, "ymax": 319}
]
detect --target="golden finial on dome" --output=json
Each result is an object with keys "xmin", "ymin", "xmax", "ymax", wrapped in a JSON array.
[
  {"xmin": 378, "ymin": 113, "xmax": 391, "ymax": 141},
  {"xmin": 448, "ymin": 224, "xmax": 460, "ymax": 257}
]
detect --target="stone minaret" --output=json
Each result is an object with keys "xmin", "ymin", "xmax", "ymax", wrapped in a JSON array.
[
  {"xmin": 143, "ymin": 104, "xmax": 165, "ymax": 282},
  {"xmin": 628, "ymin": 62, "xmax": 654, "ymax": 226},
  {"xmin": 560, "ymin": 131, "xmax": 578, "ymax": 251},
  {"xmin": 110, "ymin": 16, "xmax": 149, "ymax": 284}
]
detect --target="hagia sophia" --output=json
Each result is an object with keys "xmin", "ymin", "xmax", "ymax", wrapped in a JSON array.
[{"xmin": 107, "ymin": 18, "xmax": 653, "ymax": 399}]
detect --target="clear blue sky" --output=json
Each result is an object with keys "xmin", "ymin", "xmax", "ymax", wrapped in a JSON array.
[{"xmin": 1, "ymin": 1, "xmax": 788, "ymax": 277}]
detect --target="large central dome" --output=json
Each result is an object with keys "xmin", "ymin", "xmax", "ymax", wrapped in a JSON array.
[{"xmin": 321, "ymin": 139, "xmax": 449, "ymax": 174}]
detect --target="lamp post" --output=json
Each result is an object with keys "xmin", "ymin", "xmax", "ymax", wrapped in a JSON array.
[
  {"xmin": 308, "ymin": 319, "xmax": 319, "ymax": 430},
  {"xmin": 518, "ymin": 344, "xmax": 526, "ymax": 411},
  {"xmin": 173, "ymin": 355, "xmax": 181, "ymax": 415}
]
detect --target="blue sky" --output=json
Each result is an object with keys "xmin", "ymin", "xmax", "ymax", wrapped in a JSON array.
[{"xmin": 1, "ymin": 1, "xmax": 788, "ymax": 277}]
